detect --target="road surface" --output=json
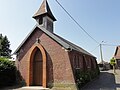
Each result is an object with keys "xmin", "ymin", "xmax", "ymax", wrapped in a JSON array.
[{"xmin": 82, "ymin": 70, "xmax": 120, "ymax": 90}]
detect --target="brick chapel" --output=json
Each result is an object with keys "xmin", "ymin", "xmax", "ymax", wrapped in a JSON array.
[{"xmin": 14, "ymin": 0, "xmax": 98, "ymax": 89}]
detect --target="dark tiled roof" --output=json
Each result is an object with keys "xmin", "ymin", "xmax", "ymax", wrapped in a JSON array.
[
  {"xmin": 33, "ymin": 0, "xmax": 56, "ymax": 21},
  {"xmin": 54, "ymin": 34, "xmax": 94, "ymax": 56},
  {"xmin": 14, "ymin": 25, "xmax": 95, "ymax": 57}
]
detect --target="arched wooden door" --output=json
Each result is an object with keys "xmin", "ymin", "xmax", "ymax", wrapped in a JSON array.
[{"xmin": 33, "ymin": 48, "xmax": 43, "ymax": 86}]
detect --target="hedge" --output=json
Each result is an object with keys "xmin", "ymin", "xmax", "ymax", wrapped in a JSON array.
[
  {"xmin": 75, "ymin": 66, "xmax": 100, "ymax": 89},
  {"xmin": 0, "ymin": 57, "xmax": 16, "ymax": 87}
]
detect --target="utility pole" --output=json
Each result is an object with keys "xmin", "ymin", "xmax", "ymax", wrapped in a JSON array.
[
  {"xmin": 100, "ymin": 41, "xmax": 105, "ymax": 64},
  {"xmin": 100, "ymin": 44, "xmax": 103, "ymax": 64}
]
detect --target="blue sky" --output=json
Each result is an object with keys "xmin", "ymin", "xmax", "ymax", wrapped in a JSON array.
[{"xmin": 0, "ymin": 0, "xmax": 120, "ymax": 63}]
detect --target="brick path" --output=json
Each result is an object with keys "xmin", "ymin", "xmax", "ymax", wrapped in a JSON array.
[{"xmin": 82, "ymin": 70, "xmax": 120, "ymax": 90}]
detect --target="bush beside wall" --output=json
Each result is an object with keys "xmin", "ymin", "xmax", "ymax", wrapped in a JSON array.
[
  {"xmin": 0, "ymin": 57, "xmax": 16, "ymax": 87},
  {"xmin": 75, "ymin": 66, "xmax": 100, "ymax": 89}
]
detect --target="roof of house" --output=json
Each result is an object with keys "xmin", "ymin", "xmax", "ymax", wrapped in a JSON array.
[
  {"xmin": 14, "ymin": 25, "xmax": 95, "ymax": 57},
  {"xmin": 114, "ymin": 46, "xmax": 120, "ymax": 59},
  {"xmin": 33, "ymin": 0, "xmax": 56, "ymax": 21}
]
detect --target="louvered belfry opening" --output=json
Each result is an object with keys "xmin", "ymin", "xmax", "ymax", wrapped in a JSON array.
[{"xmin": 33, "ymin": 0, "xmax": 56, "ymax": 33}]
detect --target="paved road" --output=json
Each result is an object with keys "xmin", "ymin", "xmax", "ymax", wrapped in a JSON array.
[{"xmin": 82, "ymin": 70, "xmax": 120, "ymax": 90}]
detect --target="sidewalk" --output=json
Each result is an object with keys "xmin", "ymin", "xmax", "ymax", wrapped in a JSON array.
[
  {"xmin": 82, "ymin": 69, "xmax": 120, "ymax": 90},
  {"xmin": 13, "ymin": 86, "xmax": 49, "ymax": 90},
  {"xmin": 2, "ymin": 86, "xmax": 49, "ymax": 90}
]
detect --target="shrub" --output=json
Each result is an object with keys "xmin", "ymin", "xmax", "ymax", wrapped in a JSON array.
[
  {"xmin": 75, "ymin": 69, "xmax": 90, "ymax": 88},
  {"xmin": 0, "ymin": 57, "xmax": 16, "ymax": 87},
  {"xmin": 75, "ymin": 67, "xmax": 100, "ymax": 89}
]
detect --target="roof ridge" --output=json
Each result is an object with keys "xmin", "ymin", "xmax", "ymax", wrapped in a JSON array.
[{"xmin": 14, "ymin": 25, "xmax": 38, "ymax": 54}]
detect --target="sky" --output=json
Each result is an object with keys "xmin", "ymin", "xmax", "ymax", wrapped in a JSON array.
[{"xmin": 0, "ymin": 0, "xmax": 120, "ymax": 63}]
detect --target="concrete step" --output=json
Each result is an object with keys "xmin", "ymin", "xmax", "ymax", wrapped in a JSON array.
[{"xmin": 13, "ymin": 86, "xmax": 49, "ymax": 90}]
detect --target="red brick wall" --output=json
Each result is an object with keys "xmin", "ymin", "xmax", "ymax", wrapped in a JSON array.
[
  {"xmin": 40, "ymin": 32, "xmax": 75, "ymax": 84},
  {"xmin": 68, "ymin": 50, "xmax": 97, "ymax": 72},
  {"xmin": 16, "ymin": 28, "xmax": 75, "ymax": 86},
  {"xmin": 16, "ymin": 28, "xmax": 43, "ymax": 84},
  {"xmin": 16, "ymin": 27, "xmax": 98, "ymax": 88}
]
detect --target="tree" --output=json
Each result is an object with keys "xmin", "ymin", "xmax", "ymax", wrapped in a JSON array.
[
  {"xmin": 0, "ymin": 34, "xmax": 12, "ymax": 58},
  {"xmin": 110, "ymin": 57, "xmax": 116, "ymax": 74},
  {"xmin": 0, "ymin": 57, "xmax": 16, "ymax": 86}
]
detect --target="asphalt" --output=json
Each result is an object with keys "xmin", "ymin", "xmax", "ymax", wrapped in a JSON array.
[{"xmin": 81, "ymin": 69, "xmax": 120, "ymax": 90}]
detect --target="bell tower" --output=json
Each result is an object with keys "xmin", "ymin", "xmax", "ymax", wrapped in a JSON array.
[{"xmin": 33, "ymin": 0, "xmax": 56, "ymax": 33}]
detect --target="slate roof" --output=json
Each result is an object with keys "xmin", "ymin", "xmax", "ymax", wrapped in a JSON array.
[
  {"xmin": 33, "ymin": 0, "xmax": 56, "ymax": 21},
  {"xmin": 14, "ymin": 25, "xmax": 95, "ymax": 57}
]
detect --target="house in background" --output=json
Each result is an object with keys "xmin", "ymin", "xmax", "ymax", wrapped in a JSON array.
[
  {"xmin": 114, "ymin": 46, "xmax": 120, "ymax": 68},
  {"xmin": 98, "ymin": 61, "xmax": 110, "ymax": 70},
  {"xmin": 14, "ymin": 0, "xmax": 98, "ymax": 89}
]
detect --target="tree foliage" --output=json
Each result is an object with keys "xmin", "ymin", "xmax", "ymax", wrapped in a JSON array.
[
  {"xmin": 110, "ymin": 57, "xmax": 116, "ymax": 74},
  {"xmin": 110, "ymin": 57, "xmax": 116, "ymax": 66},
  {"xmin": 0, "ymin": 34, "xmax": 12, "ymax": 58},
  {"xmin": 0, "ymin": 57, "xmax": 16, "ymax": 86}
]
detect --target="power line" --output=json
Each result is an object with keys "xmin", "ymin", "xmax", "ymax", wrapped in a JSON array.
[
  {"xmin": 102, "ymin": 44, "xmax": 118, "ymax": 47},
  {"xmin": 90, "ymin": 43, "xmax": 118, "ymax": 53},
  {"xmin": 55, "ymin": 0, "xmax": 99, "ymax": 44},
  {"xmin": 90, "ymin": 45, "xmax": 100, "ymax": 52},
  {"xmin": 55, "ymin": 0, "xmax": 119, "ymax": 62}
]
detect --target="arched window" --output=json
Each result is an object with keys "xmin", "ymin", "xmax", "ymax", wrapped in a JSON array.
[
  {"xmin": 77, "ymin": 56, "xmax": 80, "ymax": 68},
  {"xmin": 74, "ymin": 55, "xmax": 77, "ymax": 69},
  {"xmin": 83, "ymin": 55, "xmax": 87, "ymax": 71}
]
